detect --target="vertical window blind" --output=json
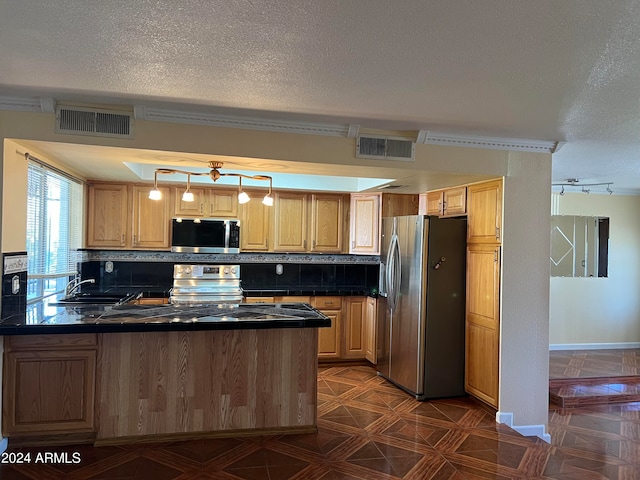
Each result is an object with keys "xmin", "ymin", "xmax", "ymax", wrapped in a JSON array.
[{"xmin": 26, "ymin": 159, "xmax": 83, "ymax": 302}]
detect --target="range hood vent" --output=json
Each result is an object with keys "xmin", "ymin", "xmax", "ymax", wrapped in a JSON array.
[
  {"xmin": 55, "ymin": 106, "xmax": 134, "ymax": 138},
  {"xmin": 356, "ymin": 135, "xmax": 415, "ymax": 161}
]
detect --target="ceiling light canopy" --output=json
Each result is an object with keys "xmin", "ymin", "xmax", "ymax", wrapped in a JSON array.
[{"xmin": 149, "ymin": 161, "xmax": 273, "ymax": 206}]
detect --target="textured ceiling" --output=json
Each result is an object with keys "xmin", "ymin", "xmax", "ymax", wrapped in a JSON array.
[{"xmin": 2, "ymin": 1, "xmax": 640, "ymax": 192}]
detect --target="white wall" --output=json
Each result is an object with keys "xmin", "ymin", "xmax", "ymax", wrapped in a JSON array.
[
  {"xmin": 549, "ymin": 192, "xmax": 640, "ymax": 347},
  {"xmin": 499, "ymin": 151, "xmax": 551, "ymax": 437}
]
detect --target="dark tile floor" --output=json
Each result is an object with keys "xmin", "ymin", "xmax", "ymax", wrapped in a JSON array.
[{"xmin": 2, "ymin": 364, "xmax": 640, "ymax": 479}]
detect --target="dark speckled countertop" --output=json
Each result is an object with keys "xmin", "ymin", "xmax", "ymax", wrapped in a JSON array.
[{"xmin": 1, "ymin": 293, "xmax": 330, "ymax": 335}]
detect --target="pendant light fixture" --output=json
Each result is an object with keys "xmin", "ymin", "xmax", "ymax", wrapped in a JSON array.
[
  {"xmin": 552, "ymin": 179, "xmax": 614, "ymax": 195},
  {"xmin": 148, "ymin": 162, "xmax": 274, "ymax": 205}
]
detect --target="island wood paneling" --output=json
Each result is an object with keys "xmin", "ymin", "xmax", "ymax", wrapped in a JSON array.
[
  {"xmin": 3, "ymin": 348, "xmax": 96, "ymax": 435},
  {"xmin": 96, "ymin": 328, "xmax": 318, "ymax": 440}
]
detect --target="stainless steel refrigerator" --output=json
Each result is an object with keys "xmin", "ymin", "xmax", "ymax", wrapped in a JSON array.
[{"xmin": 377, "ymin": 215, "xmax": 466, "ymax": 399}]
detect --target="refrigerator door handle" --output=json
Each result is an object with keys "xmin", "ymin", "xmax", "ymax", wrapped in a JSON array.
[
  {"xmin": 386, "ymin": 234, "xmax": 397, "ymax": 311},
  {"xmin": 392, "ymin": 235, "xmax": 401, "ymax": 309}
]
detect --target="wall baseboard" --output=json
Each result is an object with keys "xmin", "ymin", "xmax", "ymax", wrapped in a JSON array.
[
  {"xmin": 0, "ymin": 437, "xmax": 7, "ymax": 453},
  {"xmin": 496, "ymin": 412, "xmax": 551, "ymax": 443},
  {"xmin": 550, "ymin": 342, "xmax": 640, "ymax": 351}
]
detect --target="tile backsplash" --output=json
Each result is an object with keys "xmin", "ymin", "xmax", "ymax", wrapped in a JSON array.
[{"xmin": 79, "ymin": 255, "xmax": 379, "ymax": 294}]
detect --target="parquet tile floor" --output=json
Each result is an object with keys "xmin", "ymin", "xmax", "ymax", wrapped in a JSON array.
[
  {"xmin": 550, "ymin": 349, "xmax": 640, "ymax": 407},
  {"xmin": 2, "ymin": 365, "xmax": 640, "ymax": 479}
]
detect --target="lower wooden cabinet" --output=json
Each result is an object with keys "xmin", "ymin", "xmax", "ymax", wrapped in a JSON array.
[
  {"xmin": 364, "ymin": 297, "xmax": 377, "ymax": 364},
  {"xmin": 3, "ymin": 334, "xmax": 97, "ymax": 437},
  {"xmin": 343, "ymin": 297, "xmax": 366, "ymax": 358},
  {"xmin": 465, "ymin": 244, "xmax": 501, "ymax": 407},
  {"xmin": 313, "ymin": 296, "xmax": 342, "ymax": 359}
]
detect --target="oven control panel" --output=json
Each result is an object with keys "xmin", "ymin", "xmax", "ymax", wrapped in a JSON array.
[{"xmin": 173, "ymin": 264, "xmax": 240, "ymax": 280}]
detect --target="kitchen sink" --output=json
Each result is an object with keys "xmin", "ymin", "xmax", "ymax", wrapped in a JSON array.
[{"xmin": 49, "ymin": 293, "xmax": 128, "ymax": 306}]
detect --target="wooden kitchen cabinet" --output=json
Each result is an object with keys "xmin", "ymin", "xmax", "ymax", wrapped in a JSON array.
[
  {"xmin": 274, "ymin": 192, "xmax": 308, "ymax": 252},
  {"xmin": 343, "ymin": 296, "xmax": 366, "ymax": 359},
  {"xmin": 239, "ymin": 191, "xmax": 272, "ymax": 251},
  {"xmin": 174, "ymin": 187, "xmax": 238, "ymax": 218},
  {"xmin": 132, "ymin": 185, "xmax": 171, "ymax": 249},
  {"xmin": 467, "ymin": 179, "xmax": 502, "ymax": 244},
  {"xmin": 3, "ymin": 334, "xmax": 97, "ymax": 438},
  {"xmin": 364, "ymin": 296, "xmax": 377, "ymax": 364},
  {"xmin": 465, "ymin": 244, "xmax": 501, "ymax": 407},
  {"xmin": 349, "ymin": 193, "xmax": 418, "ymax": 255},
  {"xmin": 423, "ymin": 187, "xmax": 467, "ymax": 217},
  {"xmin": 310, "ymin": 194, "xmax": 344, "ymax": 253},
  {"xmin": 349, "ymin": 193, "xmax": 381, "ymax": 254},
  {"xmin": 313, "ymin": 296, "xmax": 342, "ymax": 359},
  {"xmin": 86, "ymin": 183, "xmax": 128, "ymax": 248}
]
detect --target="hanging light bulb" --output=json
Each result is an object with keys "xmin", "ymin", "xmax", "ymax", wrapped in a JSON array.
[
  {"xmin": 238, "ymin": 177, "xmax": 250, "ymax": 204},
  {"xmin": 181, "ymin": 173, "xmax": 194, "ymax": 202},
  {"xmin": 262, "ymin": 178, "xmax": 274, "ymax": 206},
  {"xmin": 149, "ymin": 171, "xmax": 162, "ymax": 200}
]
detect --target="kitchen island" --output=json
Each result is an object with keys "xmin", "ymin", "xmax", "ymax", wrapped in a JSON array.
[{"xmin": 1, "ymin": 299, "xmax": 330, "ymax": 447}]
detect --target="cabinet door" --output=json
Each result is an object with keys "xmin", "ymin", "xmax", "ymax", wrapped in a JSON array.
[
  {"xmin": 349, "ymin": 193, "xmax": 381, "ymax": 255},
  {"xmin": 467, "ymin": 180, "xmax": 502, "ymax": 243},
  {"xmin": 443, "ymin": 187, "xmax": 467, "ymax": 216},
  {"xmin": 3, "ymin": 350, "xmax": 96, "ymax": 435},
  {"xmin": 132, "ymin": 185, "xmax": 171, "ymax": 249},
  {"xmin": 318, "ymin": 310, "xmax": 341, "ymax": 359},
  {"xmin": 240, "ymin": 197, "xmax": 272, "ymax": 251},
  {"xmin": 311, "ymin": 194, "xmax": 343, "ymax": 253},
  {"xmin": 365, "ymin": 297, "xmax": 377, "ymax": 364},
  {"xmin": 274, "ymin": 192, "xmax": 308, "ymax": 252},
  {"xmin": 426, "ymin": 191, "xmax": 444, "ymax": 215},
  {"xmin": 344, "ymin": 297, "xmax": 366, "ymax": 359},
  {"xmin": 465, "ymin": 244, "xmax": 500, "ymax": 407},
  {"xmin": 209, "ymin": 189, "xmax": 238, "ymax": 218},
  {"xmin": 174, "ymin": 187, "xmax": 206, "ymax": 217},
  {"xmin": 86, "ymin": 184, "xmax": 128, "ymax": 248}
]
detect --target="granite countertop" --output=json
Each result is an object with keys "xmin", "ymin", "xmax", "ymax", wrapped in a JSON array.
[{"xmin": 1, "ymin": 294, "xmax": 330, "ymax": 335}]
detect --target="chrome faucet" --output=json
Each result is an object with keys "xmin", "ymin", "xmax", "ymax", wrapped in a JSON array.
[{"xmin": 64, "ymin": 278, "xmax": 95, "ymax": 298}]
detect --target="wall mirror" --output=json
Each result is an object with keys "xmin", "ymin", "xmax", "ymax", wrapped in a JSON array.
[{"xmin": 550, "ymin": 215, "xmax": 609, "ymax": 277}]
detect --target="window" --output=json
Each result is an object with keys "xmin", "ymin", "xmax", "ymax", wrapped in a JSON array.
[{"xmin": 27, "ymin": 160, "xmax": 83, "ymax": 302}]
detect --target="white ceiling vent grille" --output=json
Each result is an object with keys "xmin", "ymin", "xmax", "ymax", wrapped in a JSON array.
[
  {"xmin": 356, "ymin": 135, "xmax": 414, "ymax": 161},
  {"xmin": 56, "ymin": 106, "xmax": 134, "ymax": 138}
]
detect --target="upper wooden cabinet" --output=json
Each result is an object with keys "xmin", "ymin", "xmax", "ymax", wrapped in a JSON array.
[
  {"xmin": 239, "ymin": 193, "xmax": 272, "ymax": 251},
  {"xmin": 423, "ymin": 187, "xmax": 467, "ymax": 217},
  {"xmin": 467, "ymin": 179, "xmax": 503, "ymax": 244},
  {"xmin": 349, "ymin": 193, "xmax": 418, "ymax": 255},
  {"xmin": 86, "ymin": 183, "xmax": 128, "ymax": 248},
  {"xmin": 174, "ymin": 187, "xmax": 238, "ymax": 218},
  {"xmin": 87, "ymin": 183, "xmax": 171, "ymax": 250},
  {"xmin": 132, "ymin": 185, "xmax": 171, "ymax": 249},
  {"xmin": 349, "ymin": 193, "xmax": 381, "ymax": 255},
  {"xmin": 310, "ymin": 194, "xmax": 344, "ymax": 253},
  {"xmin": 273, "ymin": 192, "xmax": 308, "ymax": 252}
]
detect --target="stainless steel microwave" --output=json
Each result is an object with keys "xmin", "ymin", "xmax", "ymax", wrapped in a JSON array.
[{"xmin": 171, "ymin": 218, "xmax": 240, "ymax": 253}]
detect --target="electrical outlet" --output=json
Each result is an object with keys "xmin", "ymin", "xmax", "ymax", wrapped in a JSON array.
[
  {"xmin": 105, "ymin": 261, "xmax": 114, "ymax": 273},
  {"xmin": 276, "ymin": 264, "xmax": 283, "ymax": 275}
]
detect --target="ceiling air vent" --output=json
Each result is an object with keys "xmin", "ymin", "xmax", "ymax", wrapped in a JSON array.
[
  {"xmin": 356, "ymin": 135, "xmax": 415, "ymax": 161},
  {"xmin": 55, "ymin": 106, "xmax": 134, "ymax": 138}
]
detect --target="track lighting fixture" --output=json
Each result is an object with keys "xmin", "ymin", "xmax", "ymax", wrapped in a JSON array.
[
  {"xmin": 552, "ymin": 179, "xmax": 613, "ymax": 195},
  {"xmin": 148, "ymin": 161, "xmax": 274, "ymax": 206}
]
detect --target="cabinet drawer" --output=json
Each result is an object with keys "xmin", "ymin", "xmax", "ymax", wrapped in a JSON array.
[
  {"xmin": 312, "ymin": 296, "xmax": 342, "ymax": 309},
  {"xmin": 275, "ymin": 296, "xmax": 311, "ymax": 303},
  {"xmin": 5, "ymin": 334, "xmax": 98, "ymax": 351}
]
